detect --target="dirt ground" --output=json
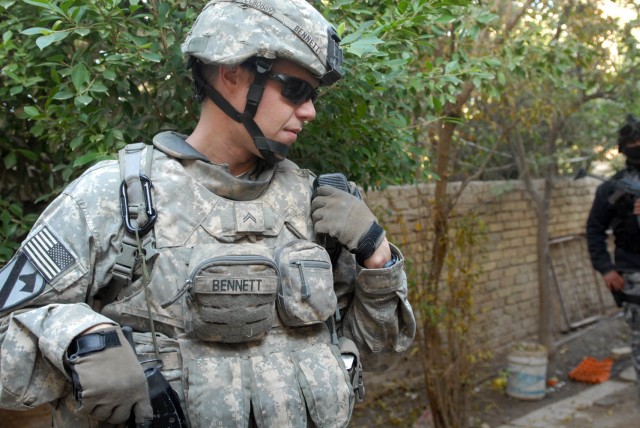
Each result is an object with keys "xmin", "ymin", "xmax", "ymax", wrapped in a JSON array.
[
  {"xmin": 0, "ymin": 312, "xmax": 633, "ymax": 428},
  {"xmin": 349, "ymin": 311, "xmax": 634, "ymax": 427}
]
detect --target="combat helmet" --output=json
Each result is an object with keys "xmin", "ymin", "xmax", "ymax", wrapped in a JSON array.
[{"xmin": 182, "ymin": 0, "xmax": 344, "ymax": 165}]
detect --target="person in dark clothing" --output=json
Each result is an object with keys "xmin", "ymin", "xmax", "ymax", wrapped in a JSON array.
[{"xmin": 587, "ymin": 114, "xmax": 640, "ymax": 392}]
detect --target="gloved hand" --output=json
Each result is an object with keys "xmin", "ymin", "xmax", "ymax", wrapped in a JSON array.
[
  {"xmin": 311, "ymin": 185, "xmax": 385, "ymax": 264},
  {"xmin": 66, "ymin": 327, "xmax": 152, "ymax": 424}
]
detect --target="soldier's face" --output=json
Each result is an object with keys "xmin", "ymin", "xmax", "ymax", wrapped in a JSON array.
[{"xmin": 253, "ymin": 60, "xmax": 319, "ymax": 147}]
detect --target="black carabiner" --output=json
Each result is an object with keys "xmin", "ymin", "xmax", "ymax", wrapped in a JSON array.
[{"xmin": 120, "ymin": 174, "xmax": 157, "ymax": 235}]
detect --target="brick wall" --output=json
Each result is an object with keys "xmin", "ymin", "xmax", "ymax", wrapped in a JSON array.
[{"xmin": 364, "ymin": 176, "xmax": 613, "ymax": 353}]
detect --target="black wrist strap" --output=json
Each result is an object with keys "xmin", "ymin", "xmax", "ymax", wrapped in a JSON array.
[
  {"xmin": 355, "ymin": 222, "xmax": 384, "ymax": 265},
  {"xmin": 67, "ymin": 329, "xmax": 121, "ymax": 360}
]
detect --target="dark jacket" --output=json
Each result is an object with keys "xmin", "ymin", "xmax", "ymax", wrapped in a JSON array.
[{"xmin": 586, "ymin": 167, "xmax": 640, "ymax": 274}]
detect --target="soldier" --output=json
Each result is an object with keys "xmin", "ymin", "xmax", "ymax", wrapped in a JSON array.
[
  {"xmin": 587, "ymin": 114, "xmax": 640, "ymax": 393},
  {"xmin": 0, "ymin": 1, "xmax": 416, "ymax": 427}
]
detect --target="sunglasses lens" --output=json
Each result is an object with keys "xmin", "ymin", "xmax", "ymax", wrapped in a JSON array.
[
  {"xmin": 283, "ymin": 81, "xmax": 314, "ymax": 104},
  {"xmin": 270, "ymin": 73, "xmax": 317, "ymax": 105}
]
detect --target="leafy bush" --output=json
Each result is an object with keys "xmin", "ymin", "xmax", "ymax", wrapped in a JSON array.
[{"xmin": 2, "ymin": 0, "xmax": 470, "ymax": 261}]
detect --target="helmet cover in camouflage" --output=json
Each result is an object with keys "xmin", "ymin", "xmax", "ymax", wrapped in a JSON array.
[{"xmin": 182, "ymin": 0, "xmax": 343, "ymax": 85}]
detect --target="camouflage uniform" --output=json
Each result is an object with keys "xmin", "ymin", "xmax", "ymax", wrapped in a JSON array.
[{"xmin": 0, "ymin": 131, "xmax": 416, "ymax": 427}]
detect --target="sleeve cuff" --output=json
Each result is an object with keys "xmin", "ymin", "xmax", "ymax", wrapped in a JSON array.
[{"xmin": 355, "ymin": 244, "xmax": 405, "ymax": 293}]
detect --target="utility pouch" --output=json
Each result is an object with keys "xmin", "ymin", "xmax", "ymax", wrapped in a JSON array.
[
  {"xmin": 187, "ymin": 244, "xmax": 279, "ymax": 343},
  {"xmin": 275, "ymin": 240, "xmax": 336, "ymax": 326}
]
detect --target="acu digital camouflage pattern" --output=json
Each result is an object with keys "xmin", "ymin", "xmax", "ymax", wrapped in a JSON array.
[
  {"xmin": 0, "ymin": 131, "xmax": 416, "ymax": 427},
  {"xmin": 182, "ymin": 0, "xmax": 338, "ymax": 81}
]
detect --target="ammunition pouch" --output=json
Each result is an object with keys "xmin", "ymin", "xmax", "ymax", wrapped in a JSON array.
[
  {"xmin": 186, "ymin": 243, "xmax": 279, "ymax": 343},
  {"xmin": 275, "ymin": 240, "xmax": 336, "ymax": 326}
]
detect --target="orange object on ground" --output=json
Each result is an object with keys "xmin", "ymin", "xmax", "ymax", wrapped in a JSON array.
[{"xmin": 568, "ymin": 356, "xmax": 614, "ymax": 384}]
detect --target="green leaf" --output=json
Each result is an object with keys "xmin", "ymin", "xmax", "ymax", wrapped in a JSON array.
[
  {"xmin": 23, "ymin": 0, "xmax": 65, "ymax": 16},
  {"xmin": 36, "ymin": 30, "xmax": 71, "ymax": 50},
  {"xmin": 4, "ymin": 152, "xmax": 17, "ymax": 169},
  {"xmin": 141, "ymin": 52, "xmax": 162, "ymax": 63},
  {"xmin": 53, "ymin": 90, "xmax": 74, "ymax": 100},
  {"xmin": 435, "ymin": 15, "xmax": 455, "ymax": 24},
  {"xmin": 445, "ymin": 60, "xmax": 459, "ymax": 74},
  {"xmin": 23, "ymin": 106, "xmax": 40, "ymax": 117},
  {"xmin": 345, "ymin": 36, "xmax": 384, "ymax": 57},
  {"xmin": 9, "ymin": 85, "xmax": 23, "ymax": 95},
  {"xmin": 74, "ymin": 94, "xmax": 93, "ymax": 107},
  {"xmin": 89, "ymin": 81, "xmax": 108, "ymax": 94},
  {"xmin": 22, "ymin": 0, "xmax": 50, "ymax": 7},
  {"xmin": 8, "ymin": 203, "xmax": 23, "ymax": 217},
  {"xmin": 74, "ymin": 28, "xmax": 91, "ymax": 37},
  {"xmin": 70, "ymin": 135, "xmax": 84, "ymax": 150},
  {"xmin": 23, "ymin": 76, "xmax": 45, "ymax": 87},
  {"xmin": 0, "ymin": 1, "xmax": 17, "ymax": 10},
  {"xmin": 71, "ymin": 63, "xmax": 90, "ymax": 91},
  {"xmin": 73, "ymin": 152, "xmax": 102, "ymax": 167},
  {"xmin": 103, "ymin": 69, "xmax": 116, "ymax": 81},
  {"xmin": 20, "ymin": 27, "xmax": 51, "ymax": 36}
]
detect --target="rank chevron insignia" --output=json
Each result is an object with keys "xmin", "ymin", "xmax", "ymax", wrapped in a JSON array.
[{"xmin": 243, "ymin": 212, "xmax": 257, "ymax": 223}]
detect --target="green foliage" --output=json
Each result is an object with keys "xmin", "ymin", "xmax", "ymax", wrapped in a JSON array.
[
  {"xmin": 294, "ymin": 0, "xmax": 498, "ymax": 189},
  {"xmin": 1, "ymin": 0, "xmax": 198, "ymax": 259},
  {"xmin": 459, "ymin": 1, "xmax": 640, "ymax": 181},
  {"xmin": 1, "ymin": 0, "xmax": 495, "ymax": 259}
]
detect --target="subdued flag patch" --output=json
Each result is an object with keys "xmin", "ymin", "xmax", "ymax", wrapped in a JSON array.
[
  {"xmin": 23, "ymin": 226, "xmax": 76, "ymax": 282},
  {"xmin": 0, "ymin": 252, "xmax": 46, "ymax": 312}
]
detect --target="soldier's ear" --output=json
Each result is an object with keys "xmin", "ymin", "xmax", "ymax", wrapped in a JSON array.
[{"xmin": 219, "ymin": 66, "xmax": 248, "ymax": 94}]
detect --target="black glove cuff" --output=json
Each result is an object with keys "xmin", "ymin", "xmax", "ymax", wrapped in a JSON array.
[
  {"xmin": 65, "ymin": 329, "xmax": 123, "ymax": 402},
  {"xmin": 67, "ymin": 329, "xmax": 122, "ymax": 361},
  {"xmin": 355, "ymin": 222, "xmax": 384, "ymax": 265}
]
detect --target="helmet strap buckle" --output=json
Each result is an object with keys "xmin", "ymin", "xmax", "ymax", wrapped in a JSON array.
[{"xmin": 244, "ymin": 58, "xmax": 272, "ymax": 117}]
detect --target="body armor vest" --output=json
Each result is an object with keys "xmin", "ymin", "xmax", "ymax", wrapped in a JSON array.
[{"xmin": 102, "ymin": 132, "xmax": 338, "ymax": 343}]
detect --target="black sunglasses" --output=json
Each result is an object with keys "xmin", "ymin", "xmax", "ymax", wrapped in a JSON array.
[{"xmin": 268, "ymin": 72, "xmax": 318, "ymax": 105}]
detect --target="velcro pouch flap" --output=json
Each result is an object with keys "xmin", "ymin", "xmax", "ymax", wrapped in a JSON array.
[
  {"xmin": 187, "ymin": 243, "xmax": 279, "ymax": 343},
  {"xmin": 275, "ymin": 240, "xmax": 336, "ymax": 326}
]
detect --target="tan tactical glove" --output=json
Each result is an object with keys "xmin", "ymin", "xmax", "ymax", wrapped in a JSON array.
[
  {"xmin": 311, "ymin": 185, "xmax": 385, "ymax": 265},
  {"xmin": 66, "ymin": 327, "xmax": 152, "ymax": 424}
]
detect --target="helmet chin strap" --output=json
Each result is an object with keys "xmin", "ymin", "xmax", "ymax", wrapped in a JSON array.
[{"xmin": 190, "ymin": 58, "xmax": 289, "ymax": 166}]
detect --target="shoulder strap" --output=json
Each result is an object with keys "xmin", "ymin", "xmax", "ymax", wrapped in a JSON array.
[
  {"xmin": 103, "ymin": 143, "xmax": 159, "ymax": 305},
  {"xmin": 119, "ymin": 143, "xmax": 156, "ymax": 233}
]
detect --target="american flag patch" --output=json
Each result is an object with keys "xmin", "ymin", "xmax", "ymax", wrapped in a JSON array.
[{"xmin": 23, "ymin": 226, "xmax": 76, "ymax": 282}]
